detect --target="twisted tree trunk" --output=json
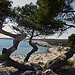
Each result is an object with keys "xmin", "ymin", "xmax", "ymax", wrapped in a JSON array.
[
  {"xmin": 24, "ymin": 29, "xmax": 38, "ymax": 62},
  {"xmin": 44, "ymin": 47, "xmax": 75, "ymax": 73},
  {"xmin": 24, "ymin": 40, "xmax": 38, "ymax": 62},
  {"xmin": 0, "ymin": 29, "xmax": 41, "ymax": 71},
  {"xmin": 0, "ymin": 29, "xmax": 35, "ymax": 71}
]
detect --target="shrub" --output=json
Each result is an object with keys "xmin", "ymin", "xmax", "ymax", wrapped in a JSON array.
[
  {"xmin": 20, "ymin": 61, "xmax": 24, "ymax": 64},
  {"xmin": 68, "ymin": 34, "xmax": 75, "ymax": 47},
  {"xmin": 65, "ymin": 60, "xmax": 74, "ymax": 68},
  {"xmin": 64, "ymin": 48, "xmax": 69, "ymax": 51},
  {"xmin": 57, "ymin": 47, "xmax": 62, "ymax": 51},
  {"xmin": 30, "ymin": 63, "xmax": 39, "ymax": 66},
  {"xmin": 38, "ymin": 62, "xmax": 44, "ymax": 65}
]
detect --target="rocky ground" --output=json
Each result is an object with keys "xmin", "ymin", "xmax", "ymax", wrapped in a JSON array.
[{"xmin": 0, "ymin": 40, "xmax": 75, "ymax": 75}]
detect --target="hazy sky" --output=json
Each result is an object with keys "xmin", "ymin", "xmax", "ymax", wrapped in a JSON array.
[
  {"xmin": 0, "ymin": 0, "xmax": 75, "ymax": 39},
  {"xmin": 11, "ymin": 0, "xmax": 37, "ymax": 7}
]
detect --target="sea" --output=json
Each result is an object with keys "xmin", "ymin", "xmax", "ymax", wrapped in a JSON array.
[{"xmin": 0, "ymin": 39, "xmax": 49, "ymax": 56}]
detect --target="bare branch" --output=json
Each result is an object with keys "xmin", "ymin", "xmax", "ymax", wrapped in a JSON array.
[
  {"xmin": 0, "ymin": 29, "xmax": 17, "ymax": 38},
  {"xmin": 65, "ymin": 24, "xmax": 75, "ymax": 28},
  {"xmin": 58, "ymin": 26, "xmax": 71, "ymax": 37},
  {"xmin": 63, "ymin": 26, "xmax": 71, "ymax": 31},
  {"xmin": 0, "ymin": 24, "xmax": 2, "ymax": 29},
  {"xmin": 60, "ymin": 11, "xmax": 75, "ymax": 13}
]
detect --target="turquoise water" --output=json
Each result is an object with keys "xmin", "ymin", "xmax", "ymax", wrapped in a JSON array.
[{"xmin": 0, "ymin": 39, "xmax": 49, "ymax": 56}]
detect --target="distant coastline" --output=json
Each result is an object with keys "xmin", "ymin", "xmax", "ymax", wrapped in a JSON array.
[
  {"xmin": 0, "ymin": 38, "xmax": 13, "ymax": 40},
  {"xmin": 0, "ymin": 38, "xmax": 67, "ymax": 40}
]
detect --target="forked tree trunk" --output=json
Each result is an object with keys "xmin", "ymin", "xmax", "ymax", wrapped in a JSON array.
[
  {"xmin": 1, "ymin": 29, "xmax": 38, "ymax": 71},
  {"xmin": 44, "ymin": 47, "xmax": 75, "ymax": 73},
  {"xmin": 1, "ymin": 29, "xmax": 34, "ymax": 71}
]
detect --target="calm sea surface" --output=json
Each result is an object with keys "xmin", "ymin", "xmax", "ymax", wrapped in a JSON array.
[{"xmin": 0, "ymin": 39, "xmax": 49, "ymax": 56}]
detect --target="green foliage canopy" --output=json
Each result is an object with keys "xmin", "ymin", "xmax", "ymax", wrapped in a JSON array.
[
  {"xmin": 12, "ymin": 3, "xmax": 39, "ymax": 35},
  {"xmin": 34, "ymin": 0, "xmax": 74, "ymax": 35},
  {"xmin": 68, "ymin": 34, "xmax": 75, "ymax": 47},
  {"xmin": 0, "ymin": 0, "xmax": 12, "ymax": 26},
  {"xmin": 0, "ymin": 0, "xmax": 12, "ymax": 21},
  {"xmin": 12, "ymin": 0, "xmax": 75, "ymax": 36}
]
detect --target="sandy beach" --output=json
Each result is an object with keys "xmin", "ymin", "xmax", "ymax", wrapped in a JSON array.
[
  {"xmin": 10, "ymin": 45, "xmax": 75, "ymax": 68},
  {"xmin": 10, "ymin": 46, "xmax": 67, "ymax": 64}
]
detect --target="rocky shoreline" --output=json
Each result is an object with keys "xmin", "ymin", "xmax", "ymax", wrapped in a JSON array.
[{"xmin": 0, "ymin": 40, "xmax": 75, "ymax": 75}]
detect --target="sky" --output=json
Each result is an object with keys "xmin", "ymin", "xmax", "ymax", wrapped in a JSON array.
[
  {"xmin": 0, "ymin": 0, "xmax": 75, "ymax": 39},
  {"xmin": 11, "ymin": 0, "xmax": 36, "ymax": 7}
]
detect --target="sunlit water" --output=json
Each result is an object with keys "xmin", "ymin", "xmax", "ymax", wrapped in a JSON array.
[{"xmin": 0, "ymin": 39, "xmax": 49, "ymax": 56}]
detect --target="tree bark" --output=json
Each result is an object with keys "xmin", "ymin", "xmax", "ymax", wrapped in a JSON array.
[
  {"xmin": 0, "ymin": 29, "xmax": 36, "ymax": 71},
  {"xmin": 24, "ymin": 29, "xmax": 38, "ymax": 62},
  {"xmin": 0, "ymin": 29, "xmax": 39, "ymax": 71},
  {"xmin": 4, "ymin": 57, "xmax": 34, "ymax": 71},
  {"xmin": 0, "ymin": 16, "xmax": 5, "ymax": 29},
  {"xmin": 2, "ymin": 33, "xmax": 27, "ymax": 60},
  {"xmin": 24, "ymin": 40, "xmax": 38, "ymax": 62},
  {"xmin": 0, "ymin": 23, "xmax": 2, "ymax": 29},
  {"xmin": 44, "ymin": 47, "xmax": 75, "ymax": 73}
]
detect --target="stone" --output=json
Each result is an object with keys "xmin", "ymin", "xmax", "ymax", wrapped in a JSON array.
[
  {"xmin": 36, "ymin": 71, "xmax": 42, "ymax": 75},
  {"xmin": 43, "ymin": 69, "xmax": 57, "ymax": 75},
  {"xmin": 60, "ymin": 67, "xmax": 68, "ymax": 72},
  {"xmin": 23, "ymin": 70, "xmax": 36, "ymax": 75},
  {"xmin": 32, "ymin": 65, "xmax": 42, "ymax": 71},
  {"xmin": 0, "ymin": 70, "xmax": 11, "ymax": 75}
]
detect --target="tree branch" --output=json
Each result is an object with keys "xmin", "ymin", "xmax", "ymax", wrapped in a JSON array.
[
  {"xmin": 61, "ymin": 22, "xmax": 75, "ymax": 28},
  {"xmin": 60, "ymin": 10, "xmax": 75, "ymax": 13},
  {"xmin": 0, "ymin": 24, "xmax": 2, "ymax": 29},
  {"xmin": 3, "ymin": 55, "xmax": 34, "ymax": 71},
  {"xmin": 2, "ymin": 33, "xmax": 27, "ymax": 60},
  {"xmin": 0, "ymin": 27, "xmax": 39, "ymax": 71},
  {"xmin": 0, "ymin": 16, "xmax": 5, "ymax": 29},
  {"xmin": 1, "ymin": 29, "xmax": 36, "ymax": 71},
  {"xmin": 0, "ymin": 29, "xmax": 32, "ymax": 71},
  {"xmin": 0, "ymin": 29, "xmax": 26, "ymax": 58},
  {"xmin": 0, "ymin": 29, "xmax": 17, "ymax": 38},
  {"xmin": 65, "ymin": 24, "xmax": 75, "ymax": 28}
]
